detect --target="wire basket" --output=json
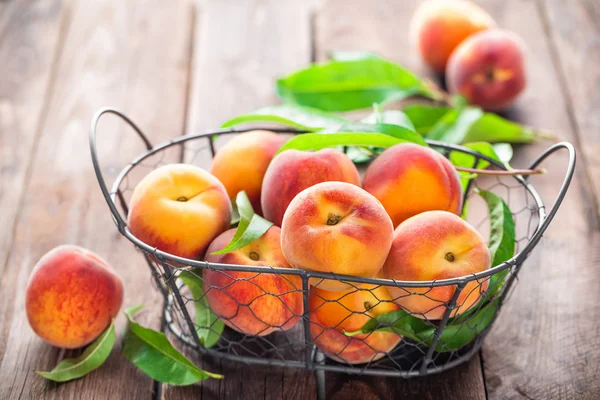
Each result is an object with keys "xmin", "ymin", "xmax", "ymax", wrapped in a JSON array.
[{"xmin": 90, "ymin": 108, "xmax": 575, "ymax": 379}]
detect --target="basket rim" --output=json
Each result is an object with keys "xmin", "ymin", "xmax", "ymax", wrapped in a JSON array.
[{"xmin": 104, "ymin": 126, "xmax": 546, "ymax": 288}]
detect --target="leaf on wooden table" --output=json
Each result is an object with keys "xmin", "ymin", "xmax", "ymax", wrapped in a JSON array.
[
  {"xmin": 122, "ymin": 305, "xmax": 222, "ymax": 385},
  {"xmin": 212, "ymin": 191, "xmax": 273, "ymax": 254},
  {"xmin": 179, "ymin": 270, "xmax": 224, "ymax": 348},
  {"xmin": 276, "ymin": 58, "xmax": 434, "ymax": 111},
  {"xmin": 220, "ymin": 104, "xmax": 349, "ymax": 131},
  {"xmin": 36, "ymin": 319, "xmax": 116, "ymax": 382}
]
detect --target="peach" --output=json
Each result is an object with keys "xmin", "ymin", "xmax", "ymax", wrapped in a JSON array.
[
  {"xmin": 281, "ymin": 182, "xmax": 393, "ymax": 291},
  {"xmin": 261, "ymin": 149, "xmax": 360, "ymax": 227},
  {"xmin": 411, "ymin": 0, "xmax": 496, "ymax": 72},
  {"xmin": 383, "ymin": 211, "xmax": 491, "ymax": 320},
  {"xmin": 210, "ymin": 130, "xmax": 286, "ymax": 215},
  {"xmin": 25, "ymin": 245, "xmax": 124, "ymax": 349},
  {"xmin": 204, "ymin": 226, "xmax": 302, "ymax": 336},
  {"xmin": 309, "ymin": 284, "xmax": 402, "ymax": 364},
  {"xmin": 446, "ymin": 29, "xmax": 527, "ymax": 110},
  {"xmin": 362, "ymin": 143, "xmax": 462, "ymax": 228},
  {"xmin": 128, "ymin": 163, "xmax": 231, "ymax": 259}
]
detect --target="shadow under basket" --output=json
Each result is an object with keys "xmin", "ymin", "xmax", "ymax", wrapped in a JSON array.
[{"xmin": 90, "ymin": 107, "xmax": 575, "ymax": 381}]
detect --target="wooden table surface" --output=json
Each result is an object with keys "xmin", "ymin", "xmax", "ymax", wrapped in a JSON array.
[{"xmin": 1, "ymin": 0, "xmax": 599, "ymax": 399}]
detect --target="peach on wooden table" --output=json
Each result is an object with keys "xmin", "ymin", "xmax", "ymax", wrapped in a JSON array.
[
  {"xmin": 362, "ymin": 143, "xmax": 462, "ymax": 228},
  {"xmin": 411, "ymin": 0, "xmax": 496, "ymax": 72},
  {"xmin": 281, "ymin": 181, "xmax": 393, "ymax": 291},
  {"xmin": 128, "ymin": 163, "xmax": 231, "ymax": 260},
  {"xmin": 309, "ymin": 284, "xmax": 402, "ymax": 364},
  {"xmin": 204, "ymin": 226, "xmax": 302, "ymax": 336},
  {"xmin": 26, "ymin": 245, "xmax": 124, "ymax": 349},
  {"xmin": 446, "ymin": 29, "xmax": 527, "ymax": 110},
  {"xmin": 261, "ymin": 148, "xmax": 360, "ymax": 227},
  {"xmin": 210, "ymin": 130, "xmax": 286, "ymax": 215},
  {"xmin": 383, "ymin": 211, "xmax": 491, "ymax": 320}
]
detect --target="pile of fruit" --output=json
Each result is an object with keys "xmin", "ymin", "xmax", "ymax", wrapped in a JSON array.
[
  {"xmin": 24, "ymin": 0, "xmax": 542, "ymax": 385},
  {"xmin": 125, "ymin": 131, "xmax": 492, "ymax": 365}
]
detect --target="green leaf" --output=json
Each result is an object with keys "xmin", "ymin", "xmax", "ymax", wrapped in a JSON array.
[
  {"xmin": 335, "ymin": 122, "xmax": 425, "ymax": 145},
  {"xmin": 477, "ymin": 190, "xmax": 516, "ymax": 297},
  {"xmin": 36, "ymin": 319, "xmax": 116, "ymax": 382},
  {"xmin": 403, "ymin": 104, "xmax": 450, "ymax": 135},
  {"xmin": 276, "ymin": 132, "xmax": 422, "ymax": 154},
  {"xmin": 427, "ymin": 107, "xmax": 484, "ymax": 144},
  {"xmin": 329, "ymin": 50, "xmax": 382, "ymax": 61},
  {"xmin": 276, "ymin": 58, "xmax": 434, "ymax": 112},
  {"xmin": 450, "ymin": 142, "xmax": 501, "ymax": 189},
  {"xmin": 493, "ymin": 143, "xmax": 514, "ymax": 164},
  {"xmin": 122, "ymin": 306, "xmax": 222, "ymax": 385},
  {"xmin": 179, "ymin": 271, "xmax": 224, "ymax": 348},
  {"xmin": 345, "ymin": 146, "xmax": 376, "ymax": 163},
  {"xmin": 212, "ymin": 191, "xmax": 273, "ymax": 255},
  {"xmin": 361, "ymin": 110, "xmax": 416, "ymax": 131},
  {"xmin": 221, "ymin": 104, "xmax": 349, "ymax": 131},
  {"xmin": 463, "ymin": 113, "xmax": 536, "ymax": 144}
]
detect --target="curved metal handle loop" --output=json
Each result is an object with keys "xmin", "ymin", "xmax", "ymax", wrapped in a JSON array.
[
  {"xmin": 89, "ymin": 107, "xmax": 154, "ymax": 231},
  {"xmin": 520, "ymin": 142, "xmax": 576, "ymax": 257}
]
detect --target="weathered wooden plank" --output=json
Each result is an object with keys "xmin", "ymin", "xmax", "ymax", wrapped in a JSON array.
[
  {"xmin": 540, "ymin": 0, "xmax": 600, "ymax": 218},
  {"xmin": 474, "ymin": 1, "xmax": 600, "ymax": 399},
  {"xmin": 162, "ymin": 0, "xmax": 316, "ymax": 399},
  {"xmin": 314, "ymin": 0, "xmax": 487, "ymax": 398},
  {"xmin": 0, "ymin": 0, "xmax": 192, "ymax": 399},
  {"xmin": 0, "ymin": 0, "xmax": 67, "ymax": 359}
]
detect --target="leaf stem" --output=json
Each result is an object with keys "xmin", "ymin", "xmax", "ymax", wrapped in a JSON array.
[{"xmin": 455, "ymin": 166, "xmax": 546, "ymax": 176}]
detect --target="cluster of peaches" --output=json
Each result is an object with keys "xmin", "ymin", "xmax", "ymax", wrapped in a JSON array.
[
  {"xmin": 413, "ymin": 0, "xmax": 527, "ymax": 110},
  {"xmin": 124, "ymin": 130, "xmax": 491, "ymax": 364}
]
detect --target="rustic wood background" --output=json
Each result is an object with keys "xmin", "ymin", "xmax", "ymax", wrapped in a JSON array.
[{"xmin": 0, "ymin": 0, "xmax": 598, "ymax": 399}]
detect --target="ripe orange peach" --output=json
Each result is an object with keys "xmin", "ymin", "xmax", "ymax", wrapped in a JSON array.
[
  {"xmin": 281, "ymin": 181, "xmax": 393, "ymax": 291},
  {"xmin": 261, "ymin": 149, "xmax": 360, "ymax": 227},
  {"xmin": 25, "ymin": 245, "xmax": 124, "ymax": 349},
  {"xmin": 128, "ymin": 164, "xmax": 231, "ymax": 259},
  {"xmin": 411, "ymin": 0, "xmax": 496, "ymax": 72},
  {"xmin": 210, "ymin": 130, "xmax": 286, "ymax": 215},
  {"xmin": 446, "ymin": 29, "xmax": 527, "ymax": 110},
  {"xmin": 383, "ymin": 211, "xmax": 491, "ymax": 320},
  {"xmin": 204, "ymin": 226, "xmax": 302, "ymax": 336},
  {"xmin": 309, "ymin": 284, "xmax": 402, "ymax": 364},
  {"xmin": 362, "ymin": 143, "xmax": 462, "ymax": 228}
]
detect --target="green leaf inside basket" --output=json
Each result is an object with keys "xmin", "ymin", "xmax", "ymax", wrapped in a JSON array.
[
  {"xmin": 212, "ymin": 191, "xmax": 273, "ymax": 255},
  {"xmin": 36, "ymin": 319, "xmax": 116, "ymax": 382},
  {"xmin": 179, "ymin": 270, "xmax": 224, "ymax": 348},
  {"xmin": 122, "ymin": 305, "xmax": 222, "ymax": 385}
]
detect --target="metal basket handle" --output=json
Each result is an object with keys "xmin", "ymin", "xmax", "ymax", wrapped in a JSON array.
[
  {"xmin": 516, "ymin": 142, "xmax": 576, "ymax": 261},
  {"xmin": 89, "ymin": 107, "xmax": 154, "ymax": 233}
]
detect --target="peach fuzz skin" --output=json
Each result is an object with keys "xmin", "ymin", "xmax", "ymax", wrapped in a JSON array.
[
  {"xmin": 210, "ymin": 130, "xmax": 286, "ymax": 215},
  {"xmin": 261, "ymin": 149, "xmax": 360, "ymax": 227},
  {"xmin": 447, "ymin": 29, "xmax": 526, "ymax": 111},
  {"xmin": 281, "ymin": 181, "xmax": 393, "ymax": 291},
  {"xmin": 383, "ymin": 211, "xmax": 491, "ymax": 320},
  {"xmin": 309, "ymin": 284, "xmax": 402, "ymax": 364},
  {"xmin": 204, "ymin": 227, "xmax": 302, "ymax": 336},
  {"xmin": 362, "ymin": 143, "xmax": 462, "ymax": 228},
  {"xmin": 128, "ymin": 163, "xmax": 231, "ymax": 260},
  {"xmin": 411, "ymin": 0, "xmax": 496, "ymax": 72},
  {"xmin": 26, "ymin": 245, "xmax": 124, "ymax": 349}
]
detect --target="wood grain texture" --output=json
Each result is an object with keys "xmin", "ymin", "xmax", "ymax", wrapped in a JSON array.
[
  {"xmin": 540, "ymin": 0, "xmax": 600, "ymax": 218},
  {"xmin": 0, "ymin": 0, "xmax": 67, "ymax": 359},
  {"xmin": 0, "ymin": 0, "xmax": 192, "ymax": 399},
  {"xmin": 162, "ymin": 0, "xmax": 316, "ymax": 399},
  {"xmin": 313, "ymin": 0, "xmax": 486, "ymax": 398},
  {"xmin": 473, "ymin": 1, "xmax": 600, "ymax": 399}
]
